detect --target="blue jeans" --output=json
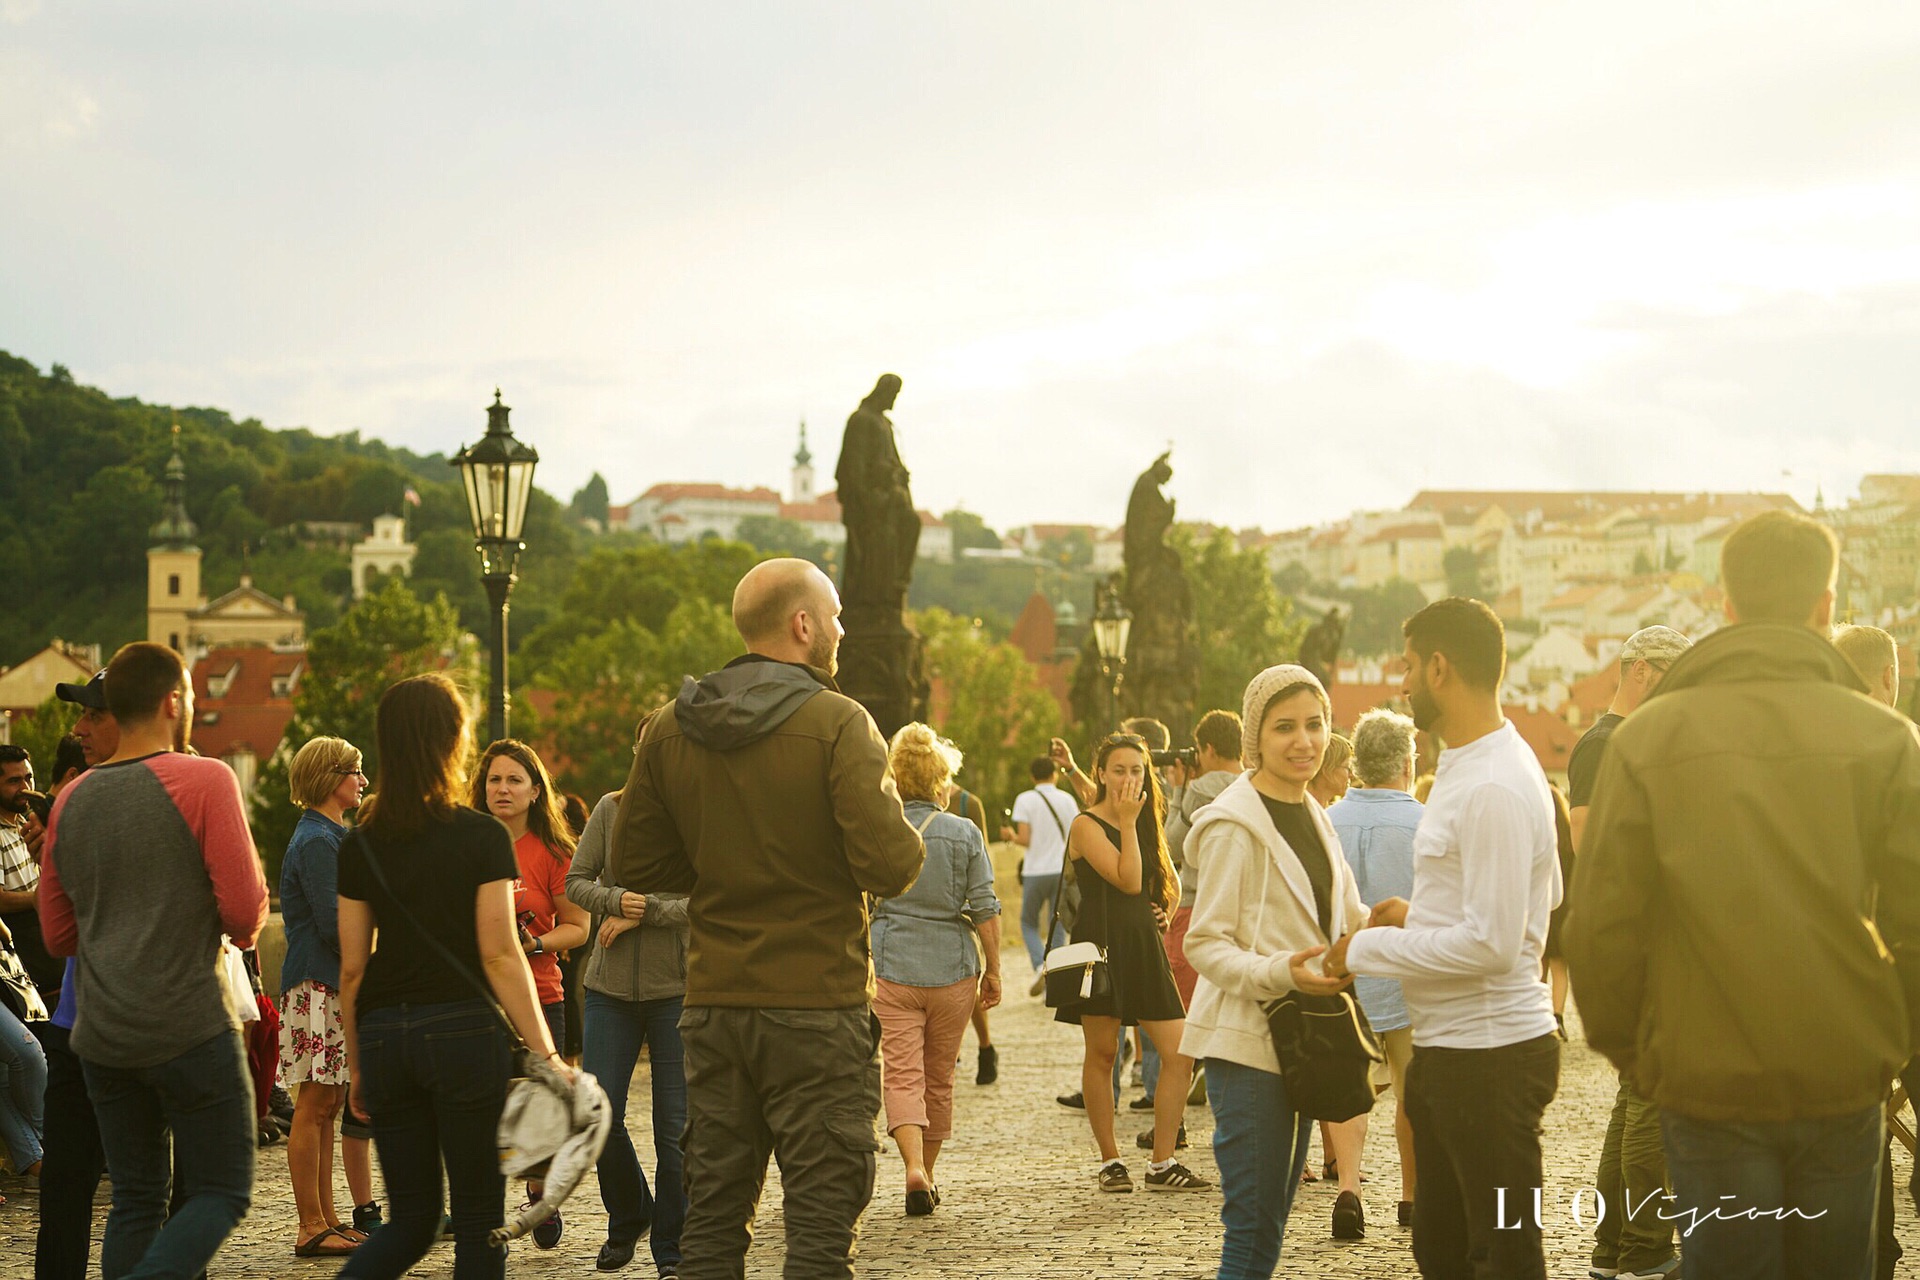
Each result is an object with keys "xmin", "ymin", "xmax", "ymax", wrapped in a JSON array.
[
  {"xmin": 0, "ymin": 1001, "xmax": 47, "ymax": 1169},
  {"xmin": 1020, "ymin": 872, "xmax": 1066, "ymax": 970},
  {"xmin": 81, "ymin": 1029, "xmax": 254, "ymax": 1280},
  {"xmin": 1208, "ymin": 1058, "xmax": 1310, "ymax": 1279},
  {"xmin": 340, "ymin": 1001, "xmax": 510, "ymax": 1280},
  {"xmin": 584, "ymin": 989, "xmax": 687, "ymax": 1268},
  {"xmin": 1662, "ymin": 1103, "xmax": 1883, "ymax": 1280}
]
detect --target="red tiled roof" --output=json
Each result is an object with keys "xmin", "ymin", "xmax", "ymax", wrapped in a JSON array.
[
  {"xmin": 1009, "ymin": 592, "xmax": 1059, "ymax": 664},
  {"xmin": 1503, "ymin": 705, "xmax": 1584, "ymax": 773},
  {"xmin": 640, "ymin": 483, "xmax": 782, "ymax": 504},
  {"xmin": 780, "ymin": 499, "xmax": 843, "ymax": 523},
  {"xmin": 1328, "ymin": 682, "xmax": 1402, "ymax": 733},
  {"xmin": 1564, "ymin": 667, "xmax": 1619, "ymax": 719},
  {"xmin": 1361, "ymin": 523, "xmax": 1444, "ymax": 546},
  {"xmin": 190, "ymin": 647, "xmax": 304, "ymax": 762}
]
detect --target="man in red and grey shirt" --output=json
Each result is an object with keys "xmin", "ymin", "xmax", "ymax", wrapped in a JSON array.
[{"xmin": 39, "ymin": 641, "xmax": 268, "ymax": 1278}]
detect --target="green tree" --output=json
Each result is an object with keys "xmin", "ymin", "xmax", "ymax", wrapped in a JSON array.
[
  {"xmin": 1173, "ymin": 527, "xmax": 1307, "ymax": 719},
  {"xmin": 941, "ymin": 508, "xmax": 1003, "ymax": 553},
  {"xmin": 569, "ymin": 472, "xmax": 611, "ymax": 526},
  {"xmin": 252, "ymin": 578, "xmax": 476, "ymax": 882},
  {"xmin": 517, "ymin": 540, "xmax": 760, "ymax": 677},
  {"xmin": 734, "ymin": 515, "xmax": 830, "ymax": 565},
  {"xmin": 1443, "ymin": 545, "xmax": 1485, "ymax": 599},
  {"xmin": 7, "ymin": 696, "xmax": 78, "ymax": 782},
  {"xmin": 917, "ymin": 608, "xmax": 1063, "ymax": 813},
  {"xmin": 1332, "ymin": 579, "xmax": 1432, "ymax": 659},
  {"xmin": 1039, "ymin": 528, "xmax": 1094, "ymax": 569}
]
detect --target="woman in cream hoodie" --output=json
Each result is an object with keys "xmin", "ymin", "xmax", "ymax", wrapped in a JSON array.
[{"xmin": 1181, "ymin": 664, "xmax": 1367, "ymax": 1279}]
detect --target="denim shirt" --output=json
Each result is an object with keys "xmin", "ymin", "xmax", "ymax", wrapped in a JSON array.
[
  {"xmin": 279, "ymin": 808, "xmax": 346, "ymax": 994},
  {"xmin": 1325, "ymin": 788, "xmax": 1424, "ymax": 1033},
  {"xmin": 870, "ymin": 801, "xmax": 1001, "ymax": 988}
]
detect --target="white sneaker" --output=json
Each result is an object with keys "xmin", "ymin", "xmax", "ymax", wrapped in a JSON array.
[{"xmin": 1616, "ymin": 1263, "xmax": 1679, "ymax": 1280}]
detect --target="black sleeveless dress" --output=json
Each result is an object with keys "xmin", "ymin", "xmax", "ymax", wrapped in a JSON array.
[{"xmin": 1053, "ymin": 815, "xmax": 1187, "ymax": 1027}]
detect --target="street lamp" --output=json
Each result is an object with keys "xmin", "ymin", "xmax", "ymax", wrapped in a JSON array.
[
  {"xmin": 1091, "ymin": 582, "xmax": 1132, "ymax": 732},
  {"xmin": 453, "ymin": 389, "xmax": 539, "ymax": 744}
]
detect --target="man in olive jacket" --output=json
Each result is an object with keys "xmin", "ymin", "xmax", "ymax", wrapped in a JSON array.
[
  {"xmin": 1569, "ymin": 511, "xmax": 1920, "ymax": 1280},
  {"xmin": 611, "ymin": 557, "xmax": 924, "ymax": 1280}
]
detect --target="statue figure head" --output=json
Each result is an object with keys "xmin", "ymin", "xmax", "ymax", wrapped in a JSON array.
[
  {"xmin": 862, "ymin": 374, "xmax": 903, "ymax": 414},
  {"xmin": 1148, "ymin": 451, "xmax": 1172, "ymax": 486}
]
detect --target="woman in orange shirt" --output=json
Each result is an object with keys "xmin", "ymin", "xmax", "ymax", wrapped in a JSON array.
[{"xmin": 472, "ymin": 739, "xmax": 590, "ymax": 1250}]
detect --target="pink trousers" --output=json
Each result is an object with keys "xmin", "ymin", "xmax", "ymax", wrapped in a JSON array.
[{"xmin": 873, "ymin": 975, "xmax": 978, "ymax": 1140}]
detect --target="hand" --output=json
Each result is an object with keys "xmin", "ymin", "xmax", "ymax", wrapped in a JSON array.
[
  {"xmin": 1368, "ymin": 898, "xmax": 1410, "ymax": 929},
  {"xmin": 979, "ymin": 972, "xmax": 1003, "ymax": 1011},
  {"xmin": 599, "ymin": 916, "xmax": 639, "ymax": 949},
  {"xmin": 998, "ymin": 825, "xmax": 1016, "ymax": 842},
  {"xmin": 518, "ymin": 926, "xmax": 535, "ymax": 954},
  {"xmin": 619, "ymin": 891, "xmax": 647, "ymax": 922},
  {"xmin": 24, "ymin": 819, "xmax": 44, "ymax": 857},
  {"xmin": 348, "ymin": 1078, "xmax": 370, "ymax": 1124},
  {"xmin": 1111, "ymin": 775, "xmax": 1146, "ymax": 822},
  {"xmin": 1049, "ymin": 737, "xmax": 1078, "ymax": 774},
  {"xmin": 544, "ymin": 1053, "xmax": 580, "ymax": 1085},
  {"xmin": 1322, "ymin": 932, "xmax": 1360, "ymax": 980},
  {"xmin": 1289, "ymin": 945, "xmax": 1353, "ymax": 994}
]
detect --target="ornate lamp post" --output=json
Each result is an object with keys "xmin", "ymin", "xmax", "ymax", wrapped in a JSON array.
[
  {"xmin": 1091, "ymin": 582, "xmax": 1133, "ymax": 732},
  {"xmin": 453, "ymin": 389, "xmax": 539, "ymax": 744}
]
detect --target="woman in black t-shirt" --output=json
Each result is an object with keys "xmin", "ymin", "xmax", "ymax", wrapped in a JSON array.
[{"xmin": 337, "ymin": 674, "xmax": 574, "ymax": 1280}]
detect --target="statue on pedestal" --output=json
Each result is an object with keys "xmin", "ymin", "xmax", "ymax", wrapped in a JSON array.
[
  {"xmin": 1298, "ymin": 607, "xmax": 1345, "ymax": 690},
  {"xmin": 1118, "ymin": 452, "xmax": 1198, "ymax": 740},
  {"xmin": 832, "ymin": 374, "xmax": 928, "ymax": 737}
]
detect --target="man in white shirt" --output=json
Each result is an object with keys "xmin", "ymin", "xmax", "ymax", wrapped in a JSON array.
[
  {"xmin": 1001, "ymin": 757, "xmax": 1079, "ymax": 983},
  {"xmin": 1327, "ymin": 597, "xmax": 1561, "ymax": 1280}
]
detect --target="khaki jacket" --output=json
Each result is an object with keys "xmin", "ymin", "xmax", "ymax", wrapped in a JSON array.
[
  {"xmin": 1568, "ymin": 622, "xmax": 1920, "ymax": 1122},
  {"xmin": 609, "ymin": 655, "xmax": 925, "ymax": 1008}
]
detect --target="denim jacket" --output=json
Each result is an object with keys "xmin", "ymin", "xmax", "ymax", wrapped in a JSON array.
[
  {"xmin": 566, "ymin": 793, "xmax": 689, "ymax": 1003},
  {"xmin": 870, "ymin": 801, "xmax": 1001, "ymax": 988},
  {"xmin": 279, "ymin": 809, "xmax": 345, "ymax": 994}
]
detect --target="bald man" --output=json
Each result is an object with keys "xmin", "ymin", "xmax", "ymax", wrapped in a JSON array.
[{"xmin": 610, "ymin": 557, "xmax": 924, "ymax": 1280}]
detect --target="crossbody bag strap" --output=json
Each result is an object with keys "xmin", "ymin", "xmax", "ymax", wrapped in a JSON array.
[{"xmin": 349, "ymin": 828, "xmax": 530, "ymax": 1055}]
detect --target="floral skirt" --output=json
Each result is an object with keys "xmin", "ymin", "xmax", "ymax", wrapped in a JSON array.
[{"xmin": 279, "ymin": 979, "xmax": 349, "ymax": 1086}]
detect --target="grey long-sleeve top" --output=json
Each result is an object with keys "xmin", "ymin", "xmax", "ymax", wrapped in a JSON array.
[{"xmin": 566, "ymin": 793, "xmax": 690, "ymax": 1003}]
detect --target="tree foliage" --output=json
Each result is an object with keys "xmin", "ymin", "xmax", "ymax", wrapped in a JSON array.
[
  {"xmin": 941, "ymin": 508, "xmax": 1003, "ymax": 553},
  {"xmin": 7, "ymin": 696, "xmax": 78, "ymax": 783},
  {"xmin": 569, "ymin": 472, "xmax": 611, "ymax": 525},
  {"xmin": 733, "ymin": 516, "xmax": 831, "ymax": 567},
  {"xmin": 1172, "ymin": 527, "xmax": 1308, "ymax": 720},
  {"xmin": 1443, "ymin": 545, "xmax": 1485, "ymax": 599},
  {"xmin": 917, "ymin": 608, "xmax": 1063, "ymax": 814}
]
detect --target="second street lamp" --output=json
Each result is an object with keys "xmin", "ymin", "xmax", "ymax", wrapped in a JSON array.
[
  {"xmin": 1091, "ymin": 581, "xmax": 1132, "ymax": 733},
  {"xmin": 453, "ymin": 389, "xmax": 539, "ymax": 744}
]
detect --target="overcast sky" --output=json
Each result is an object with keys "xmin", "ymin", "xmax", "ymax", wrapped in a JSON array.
[{"xmin": 5, "ymin": 1, "xmax": 1919, "ymax": 533}]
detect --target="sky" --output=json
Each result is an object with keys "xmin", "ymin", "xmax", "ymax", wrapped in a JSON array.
[{"xmin": 5, "ymin": 1, "xmax": 1920, "ymax": 534}]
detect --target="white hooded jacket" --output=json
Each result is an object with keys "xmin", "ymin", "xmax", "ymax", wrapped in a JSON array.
[{"xmin": 1178, "ymin": 772, "xmax": 1366, "ymax": 1074}]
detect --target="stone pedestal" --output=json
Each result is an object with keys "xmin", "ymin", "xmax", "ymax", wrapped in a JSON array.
[{"xmin": 836, "ymin": 604, "xmax": 929, "ymax": 740}]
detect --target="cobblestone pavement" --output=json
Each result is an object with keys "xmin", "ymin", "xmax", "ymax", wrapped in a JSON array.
[{"xmin": 7, "ymin": 989, "xmax": 1920, "ymax": 1277}]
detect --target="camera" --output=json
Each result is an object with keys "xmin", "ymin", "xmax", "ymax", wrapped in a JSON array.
[{"xmin": 1150, "ymin": 747, "xmax": 1199, "ymax": 770}]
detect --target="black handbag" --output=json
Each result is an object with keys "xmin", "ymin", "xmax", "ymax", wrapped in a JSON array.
[
  {"xmin": 0, "ymin": 939, "xmax": 48, "ymax": 1023},
  {"xmin": 1262, "ymin": 988, "xmax": 1382, "ymax": 1122}
]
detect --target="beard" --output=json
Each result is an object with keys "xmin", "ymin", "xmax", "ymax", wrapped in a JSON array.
[
  {"xmin": 1407, "ymin": 684, "xmax": 1441, "ymax": 733},
  {"xmin": 805, "ymin": 622, "xmax": 839, "ymax": 677}
]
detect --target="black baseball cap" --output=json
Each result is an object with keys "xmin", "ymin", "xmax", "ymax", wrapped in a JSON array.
[{"xmin": 55, "ymin": 669, "xmax": 108, "ymax": 711}]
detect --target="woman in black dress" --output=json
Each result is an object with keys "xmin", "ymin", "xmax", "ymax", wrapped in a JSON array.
[{"xmin": 1059, "ymin": 733, "xmax": 1209, "ymax": 1193}]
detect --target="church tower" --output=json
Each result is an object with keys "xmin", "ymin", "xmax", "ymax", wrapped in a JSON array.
[
  {"xmin": 791, "ymin": 420, "xmax": 816, "ymax": 504},
  {"xmin": 147, "ymin": 425, "xmax": 207, "ymax": 654}
]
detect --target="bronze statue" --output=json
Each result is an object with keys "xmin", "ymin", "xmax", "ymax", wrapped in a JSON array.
[
  {"xmin": 832, "ymin": 373, "xmax": 927, "ymax": 736},
  {"xmin": 1299, "ymin": 606, "xmax": 1345, "ymax": 689},
  {"xmin": 1117, "ymin": 453, "xmax": 1198, "ymax": 740}
]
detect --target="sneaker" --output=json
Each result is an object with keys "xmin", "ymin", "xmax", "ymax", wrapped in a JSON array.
[
  {"xmin": 597, "ymin": 1238, "xmax": 638, "ymax": 1270},
  {"xmin": 1029, "ymin": 971, "xmax": 1047, "ymax": 997},
  {"xmin": 1098, "ymin": 1159, "xmax": 1133, "ymax": 1193},
  {"xmin": 352, "ymin": 1202, "xmax": 384, "ymax": 1234},
  {"xmin": 1128, "ymin": 1094, "xmax": 1157, "ymax": 1111},
  {"xmin": 1588, "ymin": 1270, "xmax": 1620, "ymax": 1279},
  {"xmin": 1143, "ymin": 1160, "xmax": 1212, "ymax": 1192},
  {"xmin": 1057, "ymin": 1090, "xmax": 1086, "ymax": 1109},
  {"xmin": 975, "ymin": 1045, "xmax": 998, "ymax": 1086},
  {"xmin": 531, "ymin": 1206, "xmax": 563, "ymax": 1250},
  {"xmin": 1616, "ymin": 1264, "xmax": 1680, "ymax": 1280},
  {"xmin": 1332, "ymin": 1189, "xmax": 1366, "ymax": 1239},
  {"xmin": 1136, "ymin": 1122, "xmax": 1188, "ymax": 1150}
]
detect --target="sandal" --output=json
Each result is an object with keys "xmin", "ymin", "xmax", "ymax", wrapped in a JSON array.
[{"xmin": 295, "ymin": 1226, "xmax": 360, "ymax": 1258}]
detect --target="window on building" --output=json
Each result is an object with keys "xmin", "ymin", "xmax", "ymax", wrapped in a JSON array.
[
  {"xmin": 168, "ymin": 574, "xmax": 181, "ymax": 596},
  {"xmin": 169, "ymin": 633, "xmax": 181, "ymax": 651}
]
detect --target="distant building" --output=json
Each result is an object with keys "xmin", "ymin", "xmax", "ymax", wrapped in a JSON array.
[
  {"xmin": 350, "ymin": 514, "xmax": 418, "ymax": 599},
  {"xmin": 190, "ymin": 645, "xmax": 304, "ymax": 799},
  {"xmin": 0, "ymin": 639, "xmax": 101, "ymax": 739}
]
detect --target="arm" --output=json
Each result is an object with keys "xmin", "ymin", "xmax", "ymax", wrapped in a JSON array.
[
  {"xmin": 1345, "ymin": 785, "xmax": 1543, "ymax": 981},
  {"xmin": 1568, "ymin": 805, "xmax": 1590, "ymax": 855},
  {"xmin": 0, "ymin": 887, "xmax": 32, "ymax": 912},
  {"xmin": 643, "ymin": 893, "xmax": 690, "ymax": 929},
  {"xmin": 976, "ymin": 916, "xmax": 1003, "ymax": 1009},
  {"xmin": 1181, "ymin": 822, "xmax": 1302, "ymax": 999},
  {"xmin": 1068, "ymin": 813, "xmax": 1142, "ymax": 895},
  {"xmin": 1009, "ymin": 823, "xmax": 1032, "ymax": 848},
  {"xmin": 37, "ymin": 797, "xmax": 75, "ymax": 956},
  {"xmin": 340, "ymin": 894, "xmax": 374, "ymax": 1121},
  {"xmin": 475, "ymin": 878, "xmax": 566, "ymax": 1064},
  {"xmin": 563, "ymin": 795, "xmax": 627, "ymax": 919},
  {"xmin": 1563, "ymin": 751, "xmax": 1657, "ymax": 1070},
  {"xmin": 310, "ymin": 836, "xmax": 343, "ymax": 957},
  {"xmin": 540, "ymin": 877, "xmax": 592, "ymax": 954},
  {"xmin": 195, "ymin": 764, "xmax": 270, "ymax": 947},
  {"xmin": 830, "ymin": 711, "xmax": 925, "ymax": 898}
]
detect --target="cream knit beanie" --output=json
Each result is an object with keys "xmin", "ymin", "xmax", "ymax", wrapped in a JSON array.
[{"xmin": 1240, "ymin": 663, "xmax": 1329, "ymax": 770}]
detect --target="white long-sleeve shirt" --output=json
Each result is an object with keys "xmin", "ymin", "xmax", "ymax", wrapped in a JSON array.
[{"xmin": 1344, "ymin": 721, "xmax": 1560, "ymax": 1050}]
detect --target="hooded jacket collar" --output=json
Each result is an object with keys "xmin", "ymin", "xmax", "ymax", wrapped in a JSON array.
[
  {"xmin": 674, "ymin": 654, "xmax": 837, "ymax": 751},
  {"xmin": 1651, "ymin": 621, "xmax": 1868, "ymax": 702},
  {"xmin": 1187, "ymin": 771, "xmax": 1353, "ymax": 940}
]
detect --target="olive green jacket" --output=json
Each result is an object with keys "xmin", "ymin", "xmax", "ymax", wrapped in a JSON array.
[{"xmin": 1568, "ymin": 622, "xmax": 1920, "ymax": 1122}]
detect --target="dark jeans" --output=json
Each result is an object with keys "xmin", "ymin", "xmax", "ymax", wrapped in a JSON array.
[
  {"xmin": 1208, "ymin": 1058, "xmax": 1311, "ymax": 1279},
  {"xmin": 340, "ymin": 1000, "xmax": 511, "ymax": 1280},
  {"xmin": 82, "ymin": 1028, "xmax": 255, "ymax": 1280},
  {"xmin": 1404, "ymin": 1033, "xmax": 1559, "ymax": 1280},
  {"xmin": 1663, "ymin": 1103, "xmax": 1883, "ymax": 1280},
  {"xmin": 1592, "ymin": 1074, "xmax": 1675, "ymax": 1273},
  {"xmin": 34, "ymin": 1022, "xmax": 108, "ymax": 1280},
  {"xmin": 584, "ymin": 989, "xmax": 687, "ymax": 1267},
  {"xmin": 1019, "ymin": 872, "xmax": 1066, "ymax": 970},
  {"xmin": 541, "ymin": 1000, "xmax": 567, "ymax": 1064},
  {"xmin": 678, "ymin": 1005, "xmax": 881, "ymax": 1280}
]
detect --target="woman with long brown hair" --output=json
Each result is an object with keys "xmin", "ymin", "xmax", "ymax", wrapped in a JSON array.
[
  {"xmin": 1057, "ymin": 732, "xmax": 1208, "ymax": 1193},
  {"xmin": 338, "ymin": 674, "xmax": 572, "ymax": 1280},
  {"xmin": 470, "ymin": 738, "xmax": 590, "ymax": 1250}
]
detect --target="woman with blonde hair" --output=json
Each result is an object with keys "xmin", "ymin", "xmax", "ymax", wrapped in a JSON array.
[
  {"xmin": 1060, "ymin": 732, "xmax": 1207, "ymax": 1193},
  {"xmin": 338, "ymin": 675, "xmax": 574, "ymax": 1279},
  {"xmin": 471, "ymin": 737, "xmax": 590, "ymax": 1249},
  {"xmin": 276, "ymin": 735, "xmax": 374, "ymax": 1258},
  {"xmin": 1182, "ymin": 665, "xmax": 1367, "ymax": 1276},
  {"xmin": 871, "ymin": 723, "xmax": 1002, "ymax": 1215},
  {"xmin": 1308, "ymin": 732, "xmax": 1353, "ymax": 808}
]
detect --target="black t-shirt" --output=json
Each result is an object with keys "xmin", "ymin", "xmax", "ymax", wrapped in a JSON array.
[
  {"xmin": 337, "ymin": 807, "xmax": 519, "ymax": 1015},
  {"xmin": 1566, "ymin": 712, "xmax": 1624, "ymax": 809},
  {"xmin": 1259, "ymin": 794, "xmax": 1334, "ymax": 939}
]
